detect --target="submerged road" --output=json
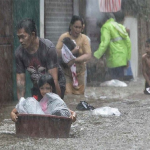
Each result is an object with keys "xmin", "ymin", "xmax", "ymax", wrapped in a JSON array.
[{"xmin": 0, "ymin": 77, "xmax": 150, "ymax": 150}]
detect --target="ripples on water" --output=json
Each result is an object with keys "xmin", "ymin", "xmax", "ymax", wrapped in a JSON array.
[
  {"xmin": 0, "ymin": 119, "xmax": 15, "ymax": 134},
  {"xmin": 0, "ymin": 78, "xmax": 148, "ymax": 149}
]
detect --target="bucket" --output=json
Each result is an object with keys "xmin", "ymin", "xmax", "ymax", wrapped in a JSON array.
[{"xmin": 15, "ymin": 114, "xmax": 72, "ymax": 138}]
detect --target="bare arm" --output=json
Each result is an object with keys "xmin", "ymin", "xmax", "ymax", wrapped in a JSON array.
[
  {"xmin": 69, "ymin": 109, "xmax": 77, "ymax": 122},
  {"xmin": 56, "ymin": 48, "xmax": 61, "ymax": 57},
  {"xmin": 71, "ymin": 46, "xmax": 79, "ymax": 55},
  {"xmin": 16, "ymin": 73, "xmax": 26, "ymax": 100},
  {"xmin": 142, "ymin": 55, "xmax": 150, "ymax": 86},
  {"xmin": 48, "ymin": 68, "xmax": 61, "ymax": 97},
  {"xmin": 69, "ymin": 35, "xmax": 91, "ymax": 65},
  {"xmin": 68, "ymin": 53, "xmax": 91, "ymax": 67},
  {"xmin": 56, "ymin": 38, "xmax": 63, "ymax": 57},
  {"xmin": 75, "ymin": 53, "xmax": 91, "ymax": 63}
]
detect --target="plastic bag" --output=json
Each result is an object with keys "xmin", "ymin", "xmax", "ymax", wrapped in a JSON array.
[
  {"xmin": 40, "ymin": 93, "xmax": 71, "ymax": 117},
  {"xmin": 15, "ymin": 97, "xmax": 27, "ymax": 114},
  {"xmin": 146, "ymin": 87, "xmax": 150, "ymax": 94},
  {"xmin": 91, "ymin": 106, "xmax": 121, "ymax": 116},
  {"xmin": 76, "ymin": 101, "xmax": 95, "ymax": 111},
  {"xmin": 16, "ymin": 97, "xmax": 44, "ymax": 115},
  {"xmin": 61, "ymin": 44, "xmax": 76, "ymax": 63},
  {"xmin": 100, "ymin": 79, "xmax": 127, "ymax": 87}
]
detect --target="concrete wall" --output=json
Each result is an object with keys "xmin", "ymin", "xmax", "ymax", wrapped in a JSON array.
[
  {"xmin": 0, "ymin": 0, "xmax": 13, "ymax": 105},
  {"xmin": 124, "ymin": 17, "xmax": 138, "ymax": 79},
  {"xmin": 44, "ymin": 0, "xmax": 73, "ymax": 45}
]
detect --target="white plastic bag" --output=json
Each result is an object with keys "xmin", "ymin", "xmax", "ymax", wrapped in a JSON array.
[
  {"xmin": 91, "ymin": 106, "xmax": 121, "ymax": 116},
  {"xmin": 40, "ymin": 93, "xmax": 71, "ymax": 117},
  {"xmin": 15, "ymin": 97, "xmax": 27, "ymax": 114},
  {"xmin": 61, "ymin": 44, "xmax": 76, "ymax": 63},
  {"xmin": 16, "ymin": 97, "xmax": 44, "ymax": 115},
  {"xmin": 100, "ymin": 79, "xmax": 127, "ymax": 87},
  {"xmin": 146, "ymin": 87, "xmax": 150, "ymax": 93}
]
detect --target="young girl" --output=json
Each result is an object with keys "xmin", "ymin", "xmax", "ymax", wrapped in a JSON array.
[{"xmin": 11, "ymin": 74, "xmax": 76, "ymax": 122}]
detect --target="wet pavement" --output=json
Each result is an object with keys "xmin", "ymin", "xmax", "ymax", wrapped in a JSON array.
[{"xmin": 0, "ymin": 77, "xmax": 150, "ymax": 150}]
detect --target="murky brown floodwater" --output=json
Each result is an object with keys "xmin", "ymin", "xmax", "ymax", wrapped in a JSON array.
[{"xmin": 1, "ymin": 77, "xmax": 150, "ymax": 150}]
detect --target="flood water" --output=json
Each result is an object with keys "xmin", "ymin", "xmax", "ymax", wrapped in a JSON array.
[{"xmin": 1, "ymin": 77, "xmax": 150, "ymax": 150}]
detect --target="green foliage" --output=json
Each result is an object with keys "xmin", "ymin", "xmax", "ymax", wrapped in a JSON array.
[{"xmin": 122, "ymin": 0, "xmax": 150, "ymax": 21}]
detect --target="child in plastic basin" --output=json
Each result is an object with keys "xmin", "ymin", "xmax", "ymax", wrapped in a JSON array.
[{"xmin": 10, "ymin": 74, "xmax": 76, "ymax": 122}]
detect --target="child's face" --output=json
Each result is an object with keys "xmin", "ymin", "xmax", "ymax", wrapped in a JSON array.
[
  {"xmin": 39, "ymin": 83, "xmax": 52, "ymax": 97},
  {"xmin": 145, "ymin": 43, "xmax": 150, "ymax": 55}
]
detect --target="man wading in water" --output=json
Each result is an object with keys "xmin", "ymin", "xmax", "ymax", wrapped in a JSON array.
[{"xmin": 15, "ymin": 18, "xmax": 66, "ymax": 100}]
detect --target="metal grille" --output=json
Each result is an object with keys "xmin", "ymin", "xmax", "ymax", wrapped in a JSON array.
[{"xmin": 44, "ymin": 0, "xmax": 73, "ymax": 45}]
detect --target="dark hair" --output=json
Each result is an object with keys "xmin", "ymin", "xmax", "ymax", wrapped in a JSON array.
[
  {"xmin": 97, "ymin": 13, "xmax": 115, "ymax": 28},
  {"xmin": 146, "ymin": 39, "xmax": 150, "ymax": 44},
  {"xmin": 113, "ymin": 11, "xmax": 125, "ymax": 23},
  {"xmin": 82, "ymin": 17, "xmax": 85, "ymax": 25},
  {"xmin": 68, "ymin": 15, "xmax": 83, "ymax": 32},
  {"xmin": 62, "ymin": 37, "xmax": 76, "ymax": 51},
  {"xmin": 38, "ymin": 74, "xmax": 56, "ymax": 93},
  {"xmin": 17, "ymin": 18, "xmax": 37, "ymax": 36}
]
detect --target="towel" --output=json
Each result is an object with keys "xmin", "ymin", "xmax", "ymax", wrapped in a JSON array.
[
  {"xmin": 61, "ymin": 44, "xmax": 76, "ymax": 63},
  {"xmin": 61, "ymin": 44, "xmax": 78, "ymax": 87},
  {"xmin": 99, "ymin": 0, "xmax": 121, "ymax": 12}
]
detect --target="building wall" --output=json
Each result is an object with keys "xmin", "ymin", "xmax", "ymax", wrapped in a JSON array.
[
  {"xmin": 0, "ymin": 0, "xmax": 13, "ymax": 105},
  {"xmin": 124, "ymin": 17, "xmax": 138, "ymax": 79},
  {"xmin": 44, "ymin": 0, "xmax": 73, "ymax": 45},
  {"xmin": 13, "ymin": 0, "xmax": 40, "ymax": 100}
]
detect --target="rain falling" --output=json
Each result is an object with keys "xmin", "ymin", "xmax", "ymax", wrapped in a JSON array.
[{"xmin": 0, "ymin": 0, "xmax": 150, "ymax": 149}]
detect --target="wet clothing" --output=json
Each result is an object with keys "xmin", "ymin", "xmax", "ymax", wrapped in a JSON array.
[
  {"xmin": 56, "ymin": 32, "xmax": 91, "ymax": 95},
  {"xmin": 15, "ymin": 38, "xmax": 66, "ymax": 99},
  {"xmin": 94, "ymin": 18, "xmax": 131, "ymax": 68},
  {"xmin": 108, "ymin": 66, "xmax": 125, "ymax": 80},
  {"xmin": 61, "ymin": 44, "xmax": 78, "ymax": 87}
]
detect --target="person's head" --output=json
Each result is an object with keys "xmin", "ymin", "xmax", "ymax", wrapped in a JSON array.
[
  {"xmin": 38, "ymin": 74, "xmax": 56, "ymax": 97},
  {"xmin": 113, "ymin": 11, "xmax": 125, "ymax": 24},
  {"xmin": 69, "ymin": 15, "xmax": 83, "ymax": 38},
  {"xmin": 16, "ymin": 18, "xmax": 37, "ymax": 49},
  {"xmin": 62, "ymin": 37, "xmax": 76, "ymax": 51},
  {"xmin": 97, "ymin": 13, "xmax": 115, "ymax": 28},
  {"xmin": 145, "ymin": 39, "xmax": 150, "ymax": 55}
]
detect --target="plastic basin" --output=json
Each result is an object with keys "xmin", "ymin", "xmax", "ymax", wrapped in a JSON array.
[{"xmin": 15, "ymin": 114, "xmax": 72, "ymax": 138}]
